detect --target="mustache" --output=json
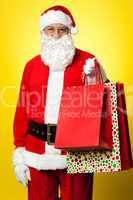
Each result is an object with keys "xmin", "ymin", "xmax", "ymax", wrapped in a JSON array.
[{"xmin": 41, "ymin": 33, "xmax": 74, "ymax": 46}]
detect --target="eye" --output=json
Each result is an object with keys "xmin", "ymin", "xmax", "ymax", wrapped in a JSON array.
[
  {"xmin": 47, "ymin": 27, "xmax": 54, "ymax": 31},
  {"xmin": 59, "ymin": 27, "xmax": 68, "ymax": 33},
  {"xmin": 60, "ymin": 28, "xmax": 66, "ymax": 32}
]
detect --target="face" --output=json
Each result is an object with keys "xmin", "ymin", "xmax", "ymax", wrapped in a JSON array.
[{"xmin": 43, "ymin": 23, "xmax": 70, "ymax": 38}]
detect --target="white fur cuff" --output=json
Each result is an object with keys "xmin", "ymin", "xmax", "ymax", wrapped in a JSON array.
[
  {"xmin": 12, "ymin": 147, "xmax": 25, "ymax": 167},
  {"xmin": 13, "ymin": 146, "xmax": 67, "ymax": 170},
  {"xmin": 23, "ymin": 150, "xmax": 67, "ymax": 170}
]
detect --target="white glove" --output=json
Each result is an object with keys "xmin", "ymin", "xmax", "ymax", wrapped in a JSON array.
[
  {"xmin": 83, "ymin": 57, "xmax": 96, "ymax": 75},
  {"xmin": 14, "ymin": 164, "xmax": 31, "ymax": 187},
  {"xmin": 12, "ymin": 147, "xmax": 31, "ymax": 187}
]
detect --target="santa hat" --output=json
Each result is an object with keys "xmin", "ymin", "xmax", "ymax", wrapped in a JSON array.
[{"xmin": 40, "ymin": 5, "xmax": 78, "ymax": 34}]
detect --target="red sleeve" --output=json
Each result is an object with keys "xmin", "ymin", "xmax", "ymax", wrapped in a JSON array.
[{"xmin": 13, "ymin": 61, "xmax": 32, "ymax": 148}]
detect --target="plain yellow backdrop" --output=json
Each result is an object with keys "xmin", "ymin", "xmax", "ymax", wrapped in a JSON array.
[{"xmin": 0, "ymin": 0, "xmax": 133, "ymax": 199}]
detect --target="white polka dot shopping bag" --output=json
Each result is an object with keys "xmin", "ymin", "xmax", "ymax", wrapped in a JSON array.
[{"xmin": 66, "ymin": 82, "xmax": 132, "ymax": 173}]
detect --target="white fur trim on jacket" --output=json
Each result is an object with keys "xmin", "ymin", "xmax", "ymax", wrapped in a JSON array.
[
  {"xmin": 44, "ymin": 70, "xmax": 64, "ymax": 124},
  {"xmin": 23, "ymin": 150, "xmax": 67, "ymax": 170},
  {"xmin": 45, "ymin": 142, "xmax": 62, "ymax": 155},
  {"xmin": 12, "ymin": 145, "xmax": 67, "ymax": 170}
]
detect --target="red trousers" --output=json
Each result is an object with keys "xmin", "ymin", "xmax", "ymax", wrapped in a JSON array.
[{"xmin": 28, "ymin": 168, "xmax": 93, "ymax": 200}]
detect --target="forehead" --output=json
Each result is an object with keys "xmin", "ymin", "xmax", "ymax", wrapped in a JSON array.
[{"xmin": 45, "ymin": 23, "xmax": 68, "ymax": 29}]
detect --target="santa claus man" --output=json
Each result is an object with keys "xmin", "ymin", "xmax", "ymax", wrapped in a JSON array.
[{"xmin": 12, "ymin": 5, "xmax": 108, "ymax": 200}]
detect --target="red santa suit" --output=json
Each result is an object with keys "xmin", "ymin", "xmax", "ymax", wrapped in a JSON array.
[
  {"xmin": 12, "ymin": 5, "xmax": 107, "ymax": 200},
  {"xmin": 13, "ymin": 48, "xmax": 107, "ymax": 200}
]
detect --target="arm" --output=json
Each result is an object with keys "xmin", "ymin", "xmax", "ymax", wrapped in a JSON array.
[
  {"xmin": 13, "ymin": 62, "xmax": 31, "ymax": 148},
  {"xmin": 12, "ymin": 62, "xmax": 32, "ymax": 187}
]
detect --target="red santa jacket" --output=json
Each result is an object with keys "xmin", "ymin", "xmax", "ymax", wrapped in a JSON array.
[{"xmin": 13, "ymin": 48, "xmax": 105, "ymax": 154}]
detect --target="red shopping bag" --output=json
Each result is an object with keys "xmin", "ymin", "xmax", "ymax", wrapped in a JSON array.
[
  {"xmin": 55, "ymin": 64, "xmax": 112, "ymax": 151},
  {"xmin": 116, "ymin": 82, "xmax": 133, "ymax": 170}
]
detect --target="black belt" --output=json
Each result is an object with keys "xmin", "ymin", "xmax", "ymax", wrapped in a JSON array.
[{"xmin": 27, "ymin": 120, "xmax": 57, "ymax": 145}]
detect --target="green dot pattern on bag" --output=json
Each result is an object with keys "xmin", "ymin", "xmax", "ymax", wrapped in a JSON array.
[{"xmin": 67, "ymin": 82, "xmax": 121, "ymax": 174}]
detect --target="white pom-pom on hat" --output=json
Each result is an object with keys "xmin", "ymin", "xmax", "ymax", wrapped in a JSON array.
[{"xmin": 71, "ymin": 26, "xmax": 78, "ymax": 34}]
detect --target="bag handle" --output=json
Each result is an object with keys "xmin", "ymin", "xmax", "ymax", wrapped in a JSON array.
[{"xmin": 83, "ymin": 59, "xmax": 104, "ymax": 86}]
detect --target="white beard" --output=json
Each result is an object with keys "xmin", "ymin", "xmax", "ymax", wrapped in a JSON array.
[{"xmin": 40, "ymin": 33, "xmax": 76, "ymax": 71}]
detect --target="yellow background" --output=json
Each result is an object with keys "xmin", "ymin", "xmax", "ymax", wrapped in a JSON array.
[{"xmin": 0, "ymin": 0, "xmax": 133, "ymax": 199}]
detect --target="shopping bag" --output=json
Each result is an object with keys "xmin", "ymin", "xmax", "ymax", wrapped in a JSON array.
[
  {"xmin": 66, "ymin": 82, "xmax": 122, "ymax": 173},
  {"xmin": 55, "ymin": 63, "xmax": 112, "ymax": 151},
  {"xmin": 116, "ymin": 82, "xmax": 133, "ymax": 170}
]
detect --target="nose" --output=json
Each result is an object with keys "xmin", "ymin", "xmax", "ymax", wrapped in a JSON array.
[{"xmin": 53, "ymin": 29, "xmax": 61, "ymax": 39}]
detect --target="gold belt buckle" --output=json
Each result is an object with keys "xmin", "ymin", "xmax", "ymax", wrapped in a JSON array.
[{"xmin": 47, "ymin": 123, "xmax": 56, "ymax": 145}]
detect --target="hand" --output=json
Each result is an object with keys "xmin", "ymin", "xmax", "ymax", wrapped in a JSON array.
[
  {"xmin": 14, "ymin": 164, "xmax": 31, "ymax": 187},
  {"xmin": 84, "ymin": 57, "xmax": 95, "ymax": 75}
]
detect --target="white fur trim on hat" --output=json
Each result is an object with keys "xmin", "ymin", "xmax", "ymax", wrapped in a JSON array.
[{"xmin": 40, "ymin": 10, "xmax": 77, "ymax": 33}]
